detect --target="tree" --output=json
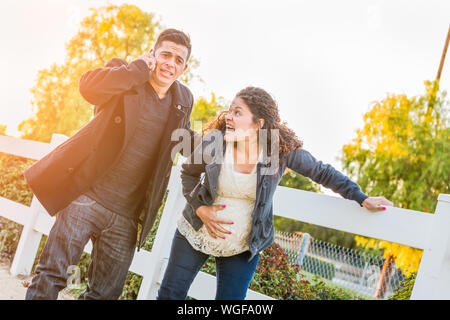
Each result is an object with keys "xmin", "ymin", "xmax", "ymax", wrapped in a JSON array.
[
  {"xmin": 341, "ymin": 80, "xmax": 449, "ymax": 213},
  {"xmin": 190, "ymin": 93, "xmax": 227, "ymax": 125},
  {"xmin": 341, "ymin": 80, "xmax": 449, "ymax": 276},
  {"xmin": 18, "ymin": 4, "xmax": 198, "ymax": 142},
  {"xmin": 278, "ymin": 169, "xmax": 322, "ymax": 193}
]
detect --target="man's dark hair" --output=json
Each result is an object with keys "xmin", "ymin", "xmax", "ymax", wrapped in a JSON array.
[{"xmin": 154, "ymin": 28, "xmax": 192, "ymax": 61}]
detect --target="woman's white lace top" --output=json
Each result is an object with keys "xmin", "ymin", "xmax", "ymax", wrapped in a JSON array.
[{"xmin": 177, "ymin": 143, "xmax": 259, "ymax": 257}]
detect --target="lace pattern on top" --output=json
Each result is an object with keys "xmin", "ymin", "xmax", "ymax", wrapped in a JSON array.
[{"xmin": 177, "ymin": 143, "xmax": 259, "ymax": 257}]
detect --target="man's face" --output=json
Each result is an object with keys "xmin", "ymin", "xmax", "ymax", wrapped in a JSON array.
[{"xmin": 151, "ymin": 40, "xmax": 189, "ymax": 87}]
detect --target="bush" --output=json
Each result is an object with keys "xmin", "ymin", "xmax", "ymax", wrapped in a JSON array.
[
  {"xmin": 302, "ymin": 255, "xmax": 336, "ymax": 280},
  {"xmin": 0, "ymin": 153, "xmax": 35, "ymax": 206},
  {"xmin": 307, "ymin": 276, "xmax": 366, "ymax": 300},
  {"xmin": 388, "ymin": 272, "xmax": 416, "ymax": 300},
  {"xmin": 250, "ymin": 243, "xmax": 317, "ymax": 300},
  {"xmin": 0, "ymin": 219, "xmax": 22, "ymax": 261}
]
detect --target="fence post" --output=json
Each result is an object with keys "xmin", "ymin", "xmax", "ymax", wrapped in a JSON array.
[
  {"xmin": 295, "ymin": 233, "xmax": 311, "ymax": 266},
  {"xmin": 9, "ymin": 196, "xmax": 44, "ymax": 276},
  {"xmin": 136, "ymin": 164, "xmax": 186, "ymax": 300},
  {"xmin": 410, "ymin": 194, "xmax": 450, "ymax": 299},
  {"xmin": 9, "ymin": 134, "xmax": 68, "ymax": 276}
]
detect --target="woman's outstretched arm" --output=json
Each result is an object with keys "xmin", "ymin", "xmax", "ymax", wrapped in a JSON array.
[{"xmin": 286, "ymin": 148, "xmax": 393, "ymax": 211}]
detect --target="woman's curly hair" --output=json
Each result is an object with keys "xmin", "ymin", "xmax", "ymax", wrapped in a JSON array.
[{"xmin": 203, "ymin": 86, "xmax": 303, "ymax": 157}]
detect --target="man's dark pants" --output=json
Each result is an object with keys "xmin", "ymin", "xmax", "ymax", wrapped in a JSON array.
[{"xmin": 25, "ymin": 194, "xmax": 138, "ymax": 300}]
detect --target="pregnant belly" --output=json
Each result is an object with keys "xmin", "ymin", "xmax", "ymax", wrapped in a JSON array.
[{"xmin": 210, "ymin": 196, "xmax": 255, "ymax": 241}]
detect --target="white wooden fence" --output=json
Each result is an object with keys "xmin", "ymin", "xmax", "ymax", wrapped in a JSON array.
[{"xmin": 0, "ymin": 133, "xmax": 449, "ymax": 300}]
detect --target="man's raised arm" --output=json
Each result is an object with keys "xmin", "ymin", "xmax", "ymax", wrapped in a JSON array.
[{"xmin": 79, "ymin": 58, "xmax": 150, "ymax": 106}]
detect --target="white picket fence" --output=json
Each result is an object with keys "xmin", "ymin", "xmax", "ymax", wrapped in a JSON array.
[{"xmin": 0, "ymin": 133, "xmax": 449, "ymax": 300}]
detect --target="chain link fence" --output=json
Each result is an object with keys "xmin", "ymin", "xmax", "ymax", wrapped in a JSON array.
[{"xmin": 274, "ymin": 230, "xmax": 418, "ymax": 299}]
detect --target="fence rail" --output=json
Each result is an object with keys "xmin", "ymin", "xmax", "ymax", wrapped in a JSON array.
[{"xmin": 1, "ymin": 133, "xmax": 450, "ymax": 300}]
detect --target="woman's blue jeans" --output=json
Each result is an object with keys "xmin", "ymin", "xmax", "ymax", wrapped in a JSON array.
[{"xmin": 157, "ymin": 229, "xmax": 260, "ymax": 300}]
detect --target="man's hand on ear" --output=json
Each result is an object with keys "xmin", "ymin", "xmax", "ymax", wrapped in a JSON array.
[{"xmin": 138, "ymin": 49, "xmax": 156, "ymax": 72}]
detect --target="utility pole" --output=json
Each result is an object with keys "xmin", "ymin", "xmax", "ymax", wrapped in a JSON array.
[
  {"xmin": 427, "ymin": 25, "xmax": 449, "ymax": 117},
  {"xmin": 436, "ymin": 24, "xmax": 450, "ymax": 83},
  {"xmin": 375, "ymin": 254, "xmax": 394, "ymax": 299}
]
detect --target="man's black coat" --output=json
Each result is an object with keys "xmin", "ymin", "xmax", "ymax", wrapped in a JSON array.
[{"xmin": 24, "ymin": 58, "xmax": 196, "ymax": 249}]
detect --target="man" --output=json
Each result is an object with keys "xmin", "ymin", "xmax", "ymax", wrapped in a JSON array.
[{"xmin": 25, "ymin": 29, "xmax": 196, "ymax": 299}]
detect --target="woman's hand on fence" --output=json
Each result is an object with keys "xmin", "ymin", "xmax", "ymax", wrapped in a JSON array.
[
  {"xmin": 195, "ymin": 205, "xmax": 234, "ymax": 239},
  {"xmin": 362, "ymin": 197, "xmax": 394, "ymax": 211}
]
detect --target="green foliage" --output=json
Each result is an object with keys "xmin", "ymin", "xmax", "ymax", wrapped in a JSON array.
[
  {"xmin": 18, "ymin": 4, "xmax": 158, "ymax": 142},
  {"xmin": 341, "ymin": 80, "xmax": 449, "ymax": 213},
  {"xmin": 0, "ymin": 220, "xmax": 22, "ymax": 262},
  {"xmin": 190, "ymin": 93, "xmax": 228, "ymax": 125},
  {"xmin": 341, "ymin": 80, "xmax": 448, "ymax": 275},
  {"xmin": 306, "ymin": 276, "xmax": 366, "ymax": 300},
  {"xmin": 278, "ymin": 169, "xmax": 322, "ymax": 193},
  {"xmin": 120, "ymin": 272, "xmax": 143, "ymax": 300},
  {"xmin": 302, "ymin": 255, "xmax": 336, "ymax": 280},
  {"xmin": 388, "ymin": 272, "xmax": 416, "ymax": 300},
  {"xmin": 0, "ymin": 153, "xmax": 35, "ymax": 206},
  {"xmin": 250, "ymin": 243, "xmax": 315, "ymax": 300}
]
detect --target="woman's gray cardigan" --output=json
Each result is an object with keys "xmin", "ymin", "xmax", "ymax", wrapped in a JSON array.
[{"xmin": 180, "ymin": 131, "xmax": 368, "ymax": 261}]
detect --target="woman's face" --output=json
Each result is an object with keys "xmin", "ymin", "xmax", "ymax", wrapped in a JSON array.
[{"xmin": 224, "ymin": 96, "xmax": 264, "ymax": 142}]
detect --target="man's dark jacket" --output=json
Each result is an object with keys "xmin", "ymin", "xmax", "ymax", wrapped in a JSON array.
[{"xmin": 24, "ymin": 58, "xmax": 195, "ymax": 249}]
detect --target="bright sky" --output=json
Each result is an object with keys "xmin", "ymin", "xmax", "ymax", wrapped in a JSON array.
[{"xmin": 0, "ymin": 0, "xmax": 449, "ymax": 190}]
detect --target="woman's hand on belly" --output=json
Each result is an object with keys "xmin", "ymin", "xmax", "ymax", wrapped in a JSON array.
[{"xmin": 195, "ymin": 205, "xmax": 234, "ymax": 239}]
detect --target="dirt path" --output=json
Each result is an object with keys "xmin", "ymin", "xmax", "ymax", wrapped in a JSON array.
[{"xmin": 0, "ymin": 260, "xmax": 74, "ymax": 300}]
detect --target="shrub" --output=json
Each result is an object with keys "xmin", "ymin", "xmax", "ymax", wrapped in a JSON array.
[
  {"xmin": 388, "ymin": 272, "xmax": 416, "ymax": 300},
  {"xmin": 306, "ymin": 276, "xmax": 366, "ymax": 300},
  {"xmin": 250, "ymin": 243, "xmax": 317, "ymax": 300},
  {"xmin": 0, "ymin": 153, "xmax": 34, "ymax": 206},
  {"xmin": 302, "ymin": 255, "xmax": 336, "ymax": 280},
  {"xmin": 0, "ymin": 219, "xmax": 22, "ymax": 261}
]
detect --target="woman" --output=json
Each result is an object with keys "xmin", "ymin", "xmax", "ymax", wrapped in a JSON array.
[{"xmin": 157, "ymin": 86, "xmax": 393, "ymax": 300}]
